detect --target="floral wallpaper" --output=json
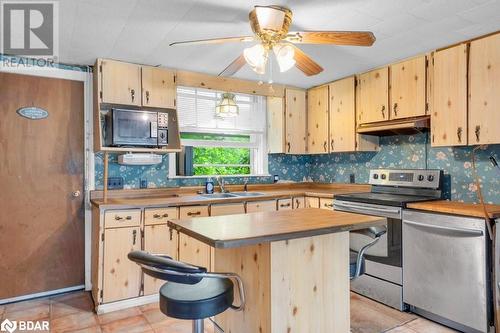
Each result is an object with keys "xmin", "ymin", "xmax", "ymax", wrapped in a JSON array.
[{"xmin": 95, "ymin": 133, "xmax": 500, "ymax": 204}]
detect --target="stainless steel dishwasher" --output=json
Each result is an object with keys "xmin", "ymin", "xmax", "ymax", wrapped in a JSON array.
[{"xmin": 402, "ymin": 210, "xmax": 491, "ymax": 333}]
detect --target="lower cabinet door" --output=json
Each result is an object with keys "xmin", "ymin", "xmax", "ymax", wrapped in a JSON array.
[
  {"xmin": 143, "ymin": 224, "xmax": 178, "ymax": 295},
  {"xmin": 305, "ymin": 196, "xmax": 320, "ymax": 208},
  {"xmin": 277, "ymin": 198, "xmax": 293, "ymax": 210},
  {"xmin": 178, "ymin": 206, "xmax": 211, "ymax": 269},
  {"xmin": 102, "ymin": 227, "xmax": 141, "ymax": 303},
  {"xmin": 320, "ymin": 198, "xmax": 334, "ymax": 210},
  {"xmin": 293, "ymin": 196, "xmax": 306, "ymax": 209}
]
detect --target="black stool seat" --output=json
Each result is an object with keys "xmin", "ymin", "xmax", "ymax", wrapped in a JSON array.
[
  {"xmin": 350, "ymin": 251, "xmax": 365, "ymax": 279},
  {"xmin": 160, "ymin": 278, "xmax": 234, "ymax": 320}
]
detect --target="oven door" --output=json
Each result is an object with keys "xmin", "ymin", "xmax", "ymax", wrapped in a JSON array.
[{"xmin": 112, "ymin": 109, "xmax": 158, "ymax": 147}]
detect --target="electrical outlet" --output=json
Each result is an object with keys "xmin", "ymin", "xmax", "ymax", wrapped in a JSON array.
[
  {"xmin": 349, "ymin": 174, "xmax": 356, "ymax": 184},
  {"xmin": 107, "ymin": 177, "xmax": 124, "ymax": 190}
]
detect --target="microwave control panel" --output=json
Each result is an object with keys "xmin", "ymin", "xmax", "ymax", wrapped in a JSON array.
[{"xmin": 157, "ymin": 113, "xmax": 168, "ymax": 146}]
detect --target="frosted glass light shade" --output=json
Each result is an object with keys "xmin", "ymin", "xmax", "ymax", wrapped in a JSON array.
[
  {"xmin": 244, "ymin": 44, "xmax": 268, "ymax": 74},
  {"xmin": 274, "ymin": 43, "xmax": 295, "ymax": 72}
]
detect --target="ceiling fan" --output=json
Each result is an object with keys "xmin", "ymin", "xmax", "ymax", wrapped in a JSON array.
[{"xmin": 170, "ymin": 5, "xmax": 376, "ymax": 77}]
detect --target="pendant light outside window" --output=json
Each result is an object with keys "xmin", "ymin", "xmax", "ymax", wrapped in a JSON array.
[{"xmin": 215, "ymin": 93, "xmax": 239, "ymax": 118}]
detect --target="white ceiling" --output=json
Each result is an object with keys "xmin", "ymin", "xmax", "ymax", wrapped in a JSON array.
[{"xmin": 59, "ymin": 0, "xmax": 500, "ymax": 88}]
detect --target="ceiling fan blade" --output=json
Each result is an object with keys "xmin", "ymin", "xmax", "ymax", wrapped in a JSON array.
[
  {"xmin": 291, "ymin": 45, "xmax": 323, "ymax": 76},
  {"xmin": 285, "ymin": 31, "xmax": 376, "ymax": 46},
  {"xmin": 218, "ymin": 54, "xmax": 246, "ymax": 77},
  {"xmin": 170, "ymin": 36, "xmax": 254, "ymax": 47}
]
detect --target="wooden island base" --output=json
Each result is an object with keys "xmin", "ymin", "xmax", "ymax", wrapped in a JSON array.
[{"xmin": 214, "ymin": 232, "xmax": 350, "ymax": 333}]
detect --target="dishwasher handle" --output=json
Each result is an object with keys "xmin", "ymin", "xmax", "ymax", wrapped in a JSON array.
[{"xmin": 404, "ymin": 220, "xmax": 484, "ymax": 237}]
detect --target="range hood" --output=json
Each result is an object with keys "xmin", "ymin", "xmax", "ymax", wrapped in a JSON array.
[{"xmin": 357, "ymin": 116, "xmax": 430, "ymax": 136}]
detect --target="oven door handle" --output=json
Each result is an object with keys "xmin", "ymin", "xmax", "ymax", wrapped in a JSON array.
[
  {"xmin": 334, "ymin": 201, "xmax": 401, "ymax": 215},
  {"xmin": 404, "ymin": 220, "xmax": 484, "ymax": 237}
]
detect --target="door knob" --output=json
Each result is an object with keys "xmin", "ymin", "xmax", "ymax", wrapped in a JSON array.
[{"xmin": 72, "ymin": 190, "xmax": 81, "ymax": 197}]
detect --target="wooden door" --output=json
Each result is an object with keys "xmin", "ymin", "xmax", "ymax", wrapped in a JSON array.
[
  {"xmin": 143, "ymin": 224, "xmax": 178, "ymax": 295},
  {"xmin": 277, "ymin": 199, "xmax": 293, "ymax": 210},
  {"xmin": 469, "ymin": 33, "xmax": 500, "ymax": 145},
  {"xmin": 102, "ymin": 227, "xmax": 142, "ymax": 303},
  {"xmin": 329, "ymin": 77, "xmax": 356, "ymax": 152},
  {"xmin": 141, "ymin": 67, "xmax": 176, "ymax": 109},
  {"xmin": 100, "ymin": 59, "xmax": 141, "ymax": 106},
  {"xmin": 246, "ymin": 200, "xmax": 277, "ymax": 213},
  {"xmin": 357, "ymin": 67, "xmax": 389, "ymax": 124},
  {"xmin": 285, "ymin": 88, "xmax": 307, "ymax": 154},
  {"xmin": 178, "ymin": 206, "xmax": 210, "ymax": 269},
  {"xmin": 390, "ymin": 56, "xmax": 426, "ymax": 119},
  {"xmin": 267, "ymin": 97, "xmax": 285, "ymax": 153},
  {"xmin": 431, "ymin": 44, "xmax": 468, "ymax": 147},
  {"xmin": 0, "ymin": 72, "xmax": 84, "ymax": 299},
  {"xmin": 307, "ymin": 86, "xmax": 329, "ymax": 154}
]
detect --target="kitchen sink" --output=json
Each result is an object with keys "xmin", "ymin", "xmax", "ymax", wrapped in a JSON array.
[
  {"xmin": 198, "ymin": 193, "xmax": 239, "ymax": 199},
  {"xmin": 231, "ymin": 192, "xmax": 265, "ymax": 197}
]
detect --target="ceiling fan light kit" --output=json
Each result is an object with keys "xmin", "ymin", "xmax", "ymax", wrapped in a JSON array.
[
  {"xmin": 171, "ymin": 5, "xmax": 376, "ymax": 78},
  {"xmin": 215, "ymin": 93, "xmax": 239, "ymax": 118}
]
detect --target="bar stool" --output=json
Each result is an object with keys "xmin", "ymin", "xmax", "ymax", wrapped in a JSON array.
[
  {"xmin": 128, "ymin": 251, "xmax": 245, "ymax": 333},
  {"xmin": 349, "ymin": 226, "xmax": 387, "ymax": 280}
]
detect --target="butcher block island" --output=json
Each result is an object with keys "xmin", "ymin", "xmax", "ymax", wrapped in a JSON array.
[{"xmin": 168, "ymin": 208, "xmax": 383, "ymax": 333}]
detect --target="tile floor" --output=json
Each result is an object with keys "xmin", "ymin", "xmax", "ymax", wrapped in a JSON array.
[{"xmin": 0, "ymin": 291, "xmax": 457, "ymax": 333}]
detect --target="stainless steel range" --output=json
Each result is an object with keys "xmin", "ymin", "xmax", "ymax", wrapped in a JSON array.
[{"xmin": 334, "ymin": 169, "xmax": 443, "ymax": 310}]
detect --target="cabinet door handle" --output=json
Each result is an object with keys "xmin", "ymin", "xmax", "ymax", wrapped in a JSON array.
[
  {"xmin": 132, "ymin": 229, "xmax": 137, "ymax": 245},
  {"xmin": 131, "ymin": 89, "xmax": 135, "ymax": 102},
  {"xmin": 187, "ymin": 211, "xmax": 201, "ymax": 216},
  {"xmin": 381, "ymin": 105, "xmax": 386, "ymax": 118},
  {"xmin": 153, "ymin": 213, "xmax": 169, "ymax": 219},
  {"xmin": 330, "ymin": 139, "xmax": 334, "ymax": 151},
  {"xmin": 115, "ymin": 215, "xmax": 123, "ymax": 221},
  {"xmin": 287, "ymin": 142, "xmax": 291, "ymax": 153},
  {"xmin": 393, "ymin": 103, "xmax": 398, "ymax": 117},
  {"xmin": 324, "ymin": 203, "xmax": 333, "ymax": 208},
  {"xmin": 280, "ymin": 203, "xmax": 291, "ymax": 208},
  {"xmin": 145, "ymin": 90, "xmax": 150, "ymax": 104},
  {"xmin": 295, "ymin": 199, "xmax": 300, "ymax": 208},
  {"xmin": 457, "ymin": 127, "xmax": 462, "ymax": 143},
  {"xmin": 475, "ymin": 125, "xmax": 481, "ymax": 142},
  {"xmin": 323, "ymin": 141, "xmax": 327, "ymax": 152}
]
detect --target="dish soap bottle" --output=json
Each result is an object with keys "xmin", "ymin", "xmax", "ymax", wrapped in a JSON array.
[{"xmin": 205, "ymin": 177, "xmax": 214, "ymax": 194}]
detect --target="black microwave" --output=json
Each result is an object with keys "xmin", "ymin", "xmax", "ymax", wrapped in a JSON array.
[{"xmin": 104, "ymin": 109, "xmax": 168, "ymax": 147}]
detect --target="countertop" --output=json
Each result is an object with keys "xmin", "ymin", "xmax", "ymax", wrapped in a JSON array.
[
  {"xmin": 407, "ymin": 200, "xmax": 500, "ymax": 219},
  {"xmin": 90, "ymin": 183, "xmax": 371, "ymax": 209},
  {"xmin": 167, "ymin": 208, "xmax": 384, "ymax": 248}
]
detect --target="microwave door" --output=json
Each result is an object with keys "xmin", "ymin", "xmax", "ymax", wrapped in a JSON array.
[{"xmin": 112, "ymin": 110, "xmax": 158, "ymax": 146}]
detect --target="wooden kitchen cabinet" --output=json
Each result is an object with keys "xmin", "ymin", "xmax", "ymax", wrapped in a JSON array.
[
  {"xmin": 293, "ymin": 196, "xmax": 306, "ymax": 209},
  {"xmin": 469, "ymin": 33, "xmax": 500, "ymax": 145},
  {"xmin": 144, "ymin": 207, "xmax": 178, "ymax": 225},
  {"xmin": 141, "ymin": 66, "xmax": 176, "ymax": 109},
  {"xmin": 102, "ymin": 226, "xmax": 142, "ymax": 303},
  {"xmin": 99, "ymin": 59, "xmax": 142, "ymax": 106},
  {"xmin": 277, "ymin": 198, "xmax": 293, "ymax": 210},
  {"xmin": 267, "ymin": 96, "xmax": 285, "ymax": 153},
  {"xmin": 246, "ymin": 200, "xmax": 277, "ymax": 213},
  {"xmin": 357, "ymin": 67, "xmax": 389, "ymax": 124},
  {"xmin": 285, "ymin": 88, "xmax": 307, "ymax": 154},
  {"xmin": 329, "ymin": 77, "xmax": 356, "ymax": 152},
  {"xmin": 104, "ymin": 209, "xmax": 141, "ymax": 228},
  {"xmin": 210, "ymin": 203, "xmax": 245, "ymax": 216},
  {"xmin": 178, "ymin": 205, "xmax": 210, "ymax": 269},
  {"xmin": 307, "ymin": 85, "xmax": 330, "ymax": 154},
  {"xmin": 389, "ymin": 56, "xmax": 426, "ymax": 119},
  {"xmin": 431, "ymin": 44, "xmax": 468, "ymax": 147},
  {"xmin": 320, "ymin": 198, "xmax": 334, "ymax": 210},
  {"xmin": 305, "ymin": 197, "xmax": 320, "ymax": 208},
  {"xmin": 143, "ymin": 224, "xmax": 178, "ymax": 295}
]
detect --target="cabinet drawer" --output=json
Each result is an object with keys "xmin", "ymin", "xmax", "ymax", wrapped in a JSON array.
[
  {"xmin": 320, "ymin": 198, "xmax": 334, "ymax": 210},
  {"xmin": 293, "ymin": 196, "xmax": 306, "ymax": 209},
  {"xmin": 210, "ymin": 203, "xmax": 245, "ymax": 216},
  {"xmin": 278, "ymin": 199, "xmax": 293, "ymax": 210},
  {"xmin": 144, "ymin": 207, "xmax": 178, "ymax": 225},
  {"xmin": 305, "ymin": 197, "xmax": 320, "ymax": 208},
  {"xmin": 247, "ymin": 200, "xmax": 276, "ymax": 213},
  {"xmin": 104, "ymin": 209, "xmax": 141, "ymax": 228},
  {"xmin": 179, "ymin": 206, "xmax": 209, "ymax": 219}
]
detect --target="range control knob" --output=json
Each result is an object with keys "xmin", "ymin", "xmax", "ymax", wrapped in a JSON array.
[
  {"xmin": 418, "ymin": 175, "xmax": 425, "ymax": 181},
  {"xmin": 373, "ymin": 173, "xmax": 379, "ymax": 179},
  {"xmin": 159, "ymin": 132, "xmax": 165, "ymax": 139},
  {"xmin": 427, "ymin": 174, "xmax": 435, "ymax": 182},
  {"xmin": 381, "ymin": 174, "xmax": 387, "ymax": 180}
]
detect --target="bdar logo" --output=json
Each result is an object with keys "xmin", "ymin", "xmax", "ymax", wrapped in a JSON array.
[{"xmin": 0, "ymin": 319, "xmax": 17, "ymax": 333}]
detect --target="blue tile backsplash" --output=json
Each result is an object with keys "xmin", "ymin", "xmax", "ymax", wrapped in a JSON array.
[{"xmin": 95, "ymin": 133, "xmax": 500, "ymax": 204}]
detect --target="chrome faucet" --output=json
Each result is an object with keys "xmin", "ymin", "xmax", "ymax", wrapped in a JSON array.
[
  {"xmin": 216, "ymin": 176, "xmax": 228, "ymax": 193},
  {"xmin": 243, "ymin": 178, "xmax": 249, "ymax": 192}
]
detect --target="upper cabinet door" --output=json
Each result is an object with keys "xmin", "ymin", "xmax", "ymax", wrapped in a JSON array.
[
  {"xmin": 469, "ymin": 33, "xmax": 500, "ymax": 145},
  {"xmin": 100, "ymin": 59, "xmax": 141, "ymax": 106},
  {"xmin": 267, "ymin": 96, "xmax": 285, "ymax": 153},
  {"xmin": 285, "ymin": 88, "xmax": 307, "ymax": 154},
  {"xmin": 307, "ymin": 85, "xmax": 329, "ymax": 154},
  {"xmin": 390, "ymin": 56, "xmax": 426, "ymax": 119},
  {"xmin": 141, "ymin": 67, "xmax": 176, "ymax": 109},
  {"xmin": 357, "ymin": 67, "xmax": 389, "ymax": 124},
  {"xmin": 329, "ymin": 77, "xmax": 356, "ymax": 152},
  {"xmin": 431, "ymin": 44, "xmax": 468, "ymax": 147}
]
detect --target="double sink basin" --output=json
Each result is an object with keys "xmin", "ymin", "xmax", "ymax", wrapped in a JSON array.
[{"xmin": 197, "ymin": 192, "xmax": 265, "ymax": 199}]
